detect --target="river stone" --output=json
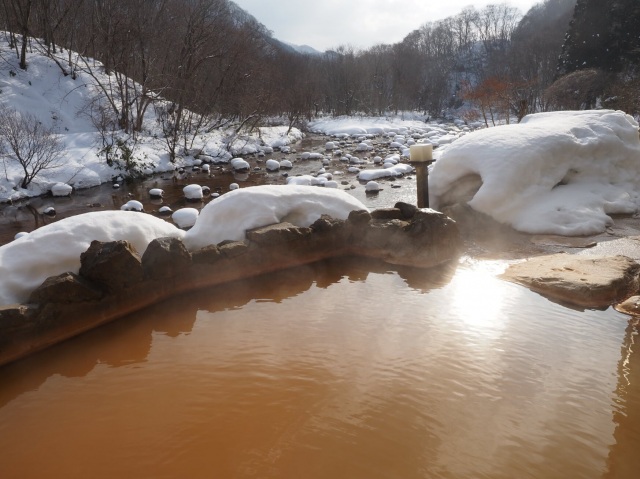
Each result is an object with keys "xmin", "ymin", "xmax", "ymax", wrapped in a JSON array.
[
  {"xmin": 79, "ymin": 240, "xmax": 143, "ymax": 292},
  {"xmin": 28, "ymin": 272, "xmax": 103, "ymax": 304},
  {"xmin": 501, "ymin": 254, "xmax": 640, "ymax": 309},
  {"xmin": 142, "ymin": 237, "xmax": 192, "ymax": 279}
]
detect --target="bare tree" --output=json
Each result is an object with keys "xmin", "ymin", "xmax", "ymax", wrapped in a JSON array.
[{"xmin": 0, "ymin": 107, "xmax": 64, "ymax": 188}]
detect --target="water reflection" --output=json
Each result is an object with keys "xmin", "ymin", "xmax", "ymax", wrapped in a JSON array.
[
  {"xmin": 0, "ymin": 258, "xmax": 637, "ymax": 479},
  {"xmin": 0, "ymin": 258, "xmax": 458, "ymax": 409},
  {"xmin": 605, "ymin": 318, "xmax": 640, "ymax": 477}
]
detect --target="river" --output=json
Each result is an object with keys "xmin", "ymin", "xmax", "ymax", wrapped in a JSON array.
[{"xmin": 0, "ymin": 135, "xmax": 417, "ymax": 246}]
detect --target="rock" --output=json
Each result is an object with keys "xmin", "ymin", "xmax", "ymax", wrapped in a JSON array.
[
  {"xmin": 371, "ymin": 208, "xmax": 404, "ymax": 220},
  {"xmin": 192, "ymin": 244, "xmax": 222, "ymax": 264},
  {"xmin": 501, "ymin": 254, "xmax": 640, "ymax": 309},
  {"xmin": 246, "ymin": 222, "xmax": 312, "ymax": 245},
  {"xmin": 141, "ymin": 237, "xmax": 192, "ymax": 279},
  {"xmin": 353, "ymin": 208, "xmax": 462, "ymax": 268},
  {"xmin": 0, "ymin": 304, "xmax": 37, "ymax": 329},
  {"xmin": 348, "ymin": 209, "xmax": 371, "ymax": 226},
  {"xmin": 310, "ymin": 215, "xmax": 344, "ymax": 233},
  {"xmin": 395, "ymin": 202, "xmax": 418, "ymax": 219},
  {"xmin": 28, "ymin": 272, "xmax": 103, "ymax": 303},
  {"xmin": 615, "ymin": 295, "xmax": 640, "ymax": 315},
  {"xmin": 79, "ymin": 240, "xmax": 143, "ymax": 292},
  {"xmin": 218, "ymin": 241, "xmax": 248, "ymax": 259}
]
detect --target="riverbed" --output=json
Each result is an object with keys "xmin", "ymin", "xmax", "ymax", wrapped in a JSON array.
[{"xmin": 0, "ymin": 135, "xmax": 417, "ymax": 246}]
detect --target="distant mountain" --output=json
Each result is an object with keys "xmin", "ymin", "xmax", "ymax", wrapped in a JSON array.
[{"xmin": 285, "ymin": 43, "xmax": 324, "ymax": 56}]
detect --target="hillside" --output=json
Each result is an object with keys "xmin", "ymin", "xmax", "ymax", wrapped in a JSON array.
[{"xmin": 0, "ymin": 37, "xmax": 303, "ymax": 203}]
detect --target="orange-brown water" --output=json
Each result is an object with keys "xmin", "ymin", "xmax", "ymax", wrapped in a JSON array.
[{"xmin": 1, "ymin": 258, "xmax": 639, "ymax": 479}]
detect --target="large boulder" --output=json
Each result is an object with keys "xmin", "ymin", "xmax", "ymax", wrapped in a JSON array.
[
  {"xmin": 28, "ymin": 272, "xmax": 103, "ymax": 304},
  {"xmin": 351, "ymin": 208, "xmax": 462, "ymax": 268},
  {"xmin": 141, "ymin": 237, "xmax": 192, "ymax": 279},
  {"xmin": 79, "ymin": 240, "xmax": 143, "ymax": 292},
  {"xmin": 501, "ymin": 253, "xmax": 640, "ymax": 309}
]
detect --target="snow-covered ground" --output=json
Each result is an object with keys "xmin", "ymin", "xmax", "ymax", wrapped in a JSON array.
[{"xmin": 0, "ymin": 39, "xmax": 303, "ymax": 203}]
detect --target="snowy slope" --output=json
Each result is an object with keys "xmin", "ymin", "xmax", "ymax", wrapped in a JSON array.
[{"xmin": 0, "ymin": 38, "xmax": 303, "ymax": 203}]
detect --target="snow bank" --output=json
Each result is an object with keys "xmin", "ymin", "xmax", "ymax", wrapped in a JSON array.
[
  {"xmin": 0, "ymin": 211, "xmax": 185, "ymax": 305},
  {"xmin": 430, "ymin": 110, "xmax": 640, "ymax": 235},
  {"xmin": 184, "ymin": 185, "xmax": 367, "ymax": 250}
]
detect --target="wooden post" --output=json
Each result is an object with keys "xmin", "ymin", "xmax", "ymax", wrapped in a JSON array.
[{"xmin": 409, "ymin": 144, "xmax": 434, "ymax": 208}]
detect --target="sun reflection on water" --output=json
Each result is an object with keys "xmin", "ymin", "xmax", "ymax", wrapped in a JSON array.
[{"xmin": 449, "ymin": 259, "xmax": 516, "ymax": 339}]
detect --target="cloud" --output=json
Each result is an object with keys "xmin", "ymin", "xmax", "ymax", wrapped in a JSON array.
[{"xmin": 233, "ymin": 0, "xmax": 539, "ymax": 51}]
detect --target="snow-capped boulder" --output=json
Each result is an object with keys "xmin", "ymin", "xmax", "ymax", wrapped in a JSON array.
[
  {"xmin": 172, "ymin": 208, "xmax": 199, "ymax": 229},
  {"xmin": 230, "ymin": 158, "xmax": 250, "ymax": 171},
  {"xmin": 183, "ymin": 184, "xmax": 203, "ymax": 201},
  {"xmin": 121, "ymin": 200, "xmax": 144, "ymax": 212},
  {"xmin": 51, "ymin": 183, "xmax": 72, "ymax": 197}
]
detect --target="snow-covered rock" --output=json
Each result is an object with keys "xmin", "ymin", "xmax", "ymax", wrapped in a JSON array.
[
  {"xmin": 0, "ymin": 211, "xmax": 184, "ymax": 304},
  {"xmin": 230, "ymin": 158, "xmax": 250, "ymax": 171},
  {"xmin": 183, "ymin": 184, "xmax": 203, "ymax": 200},
  {"xmin": 172, "ymin": 208, "xmax": 199, "ymax": 229},
  {"xmin": 431, "ymin": 110, "xmax": 640, "ymax": 236},
  {"xmin": 121, "ymin": 200, "xmax": 144, "ymax": 212},
  {"xmin": 51, "ymin": 183, "xmax": 72, "ymax": 197},
  {"xmin": 359, "ymin": 164, "xmax": 413, "ymax": 181},
  {"xmin": 365, "ymin": 181, "xmax": 381, "ymax": 192},
  {"xmin": 266, "ymin": 159, "xmax": 280, "ymax": 171},
  {"xmin": 183, "ymin": 185, "xmax": 367, "ymax": 250}
]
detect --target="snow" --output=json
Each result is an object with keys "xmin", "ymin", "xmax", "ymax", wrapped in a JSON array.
[
  {"xmin": 51, "ymin": 183, "xmax": 73, "ymax": 197},
  {"xmin": 358, "ymin": 164, "xmax": 413, "ymax": 181},
  {"xmin": 0, "ymin": 185, "xmax": 369, "ymax": 304},
  {"xmin": 365, "ymin": 181, "xmax": 381, "ymax": 192},
  {"xmin": 0, "ymin": 38, "xmax": 303, "ymax": 204},
  {"xmin": 430, "ymin": 110, "xmax": 640, "ymax": 235},
  {"xmin": 266, "ymin": 159, "xmax": 280, "ymax": 171},
  {"xmin": 121, "ymin": 200, "xmax": 144, "ymax": 212},
  {"xmin": 172, "ymin": 208, "xmax": 199, "ymax": 229},
  {"xmin": 231, "ymin": 158, "xmax": 250, "ymax": 171},
  {"xmin": 0, "ymin": 211, "xmax": 185, "ymax": 304},
  {"xmin": 183, "ymin": 185, "xmax": 367, "ymax": 250},
  {"xmin": 183, "ymin": 184, "xmax": 203, "ymax": 200}
]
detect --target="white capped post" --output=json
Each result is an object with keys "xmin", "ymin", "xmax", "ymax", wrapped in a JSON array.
[{"xmin": 409, "ymin": 144, "xmax": 434, "ymax": 208}]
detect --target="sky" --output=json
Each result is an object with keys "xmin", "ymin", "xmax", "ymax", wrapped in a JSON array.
[{"xmin": 232, "ymin": 0, "xmax": 543, "ymax": 51}]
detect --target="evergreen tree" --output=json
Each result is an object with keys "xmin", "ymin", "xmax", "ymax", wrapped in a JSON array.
[{"xmin": 558, "ymin": 0, "xmax": 640, "ymax": 75}]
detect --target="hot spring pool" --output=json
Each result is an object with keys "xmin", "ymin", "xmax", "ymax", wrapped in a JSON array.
[{"xmin": 0, "ymin": 257, "xmax": 638, "ymax": 478}]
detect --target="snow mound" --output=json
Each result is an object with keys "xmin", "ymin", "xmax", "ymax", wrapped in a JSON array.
[
  {"xmin": 0, "ymin": 211, "xmax": 184, "ymax": 305},
  {"xmin": 430, "ymin": 110, "xmax": 640, "ymax": 235},
  {"xmin": 184, "ymin": 185, "xmax": 367, "ymax": 250}
]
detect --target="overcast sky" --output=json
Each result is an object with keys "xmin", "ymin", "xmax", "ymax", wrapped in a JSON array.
[{"xmin": 232, "ymin": 0, "xmax": 542, "ymax": 51}]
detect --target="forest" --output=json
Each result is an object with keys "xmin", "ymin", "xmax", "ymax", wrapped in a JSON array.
[{"xmin": 1, "ymin": 0, "xmax": 639, "ymax": 142}]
